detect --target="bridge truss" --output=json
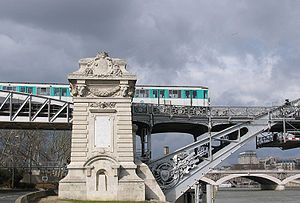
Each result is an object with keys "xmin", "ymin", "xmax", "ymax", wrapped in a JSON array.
[{"xmin": 0, "ymin": 90, "xmax": 73, "ymax": 130}]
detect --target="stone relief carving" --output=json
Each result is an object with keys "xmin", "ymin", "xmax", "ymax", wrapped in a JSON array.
[
  {"xmin": 88, "ymin": 86, "xmax": 121, "ymax": 97},
  {"xmin": 73, "ymin": 51, "xmax": 123, "ymax": 77},
  {"xmin": 90, "ymin": 102, "xmax": 116, "ymax": 109},
  {"xmin": 70, "ymin": 83, "xmax": 88, "ymax": 97},
  {"xmin": 70, "ymin": 83, "xmax": 135, "ymax": 98},
  {"xmin": 69, "ymin": 51, "xmax": 136, "ymax": 98}
]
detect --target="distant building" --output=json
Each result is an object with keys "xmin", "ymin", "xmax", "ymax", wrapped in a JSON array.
[
  {"xmin": 275, "ymin": 160, "xmax": 296, "ymax": 170},
  {"xmin": 238, "ymin": 151, "xmax": 259, "ymax": 165},
  {"xmin": 260, "ymin": 157, "xmax": 300, "ymax": 170},
  {"xmin": 230, "ymin": 151, "xmax": 263, "ymax": 170},
  {"xmin": 224, "ymin": 151, "xmax": 300, "ymax": 171},
  {"xmin": 259, "ymin": 156, "xmax": 277, "ymax": 170}
]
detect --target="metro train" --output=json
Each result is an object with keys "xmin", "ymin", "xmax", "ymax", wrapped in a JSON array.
[{"xmin": 0, "ymin": 82, "xmax": 210, "ymax": 106}]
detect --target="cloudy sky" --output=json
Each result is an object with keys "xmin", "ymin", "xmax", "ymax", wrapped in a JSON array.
[{"xmin": 0, "ymin": 0, "xmax": 299, "ymax": 162}]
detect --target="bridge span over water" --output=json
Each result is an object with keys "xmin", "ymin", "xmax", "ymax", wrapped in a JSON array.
[
  {"xmin": 203, "ymin": 169, "xmax": 300, "ymax": 190},
  {"xmin": 1, "ymin": 89, "xmax": 300, "ymax": 202}
]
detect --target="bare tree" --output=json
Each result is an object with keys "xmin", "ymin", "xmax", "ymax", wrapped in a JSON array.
[{"xmin": 0, "ymin": 129, "xmax": 71, "ymax": 169}]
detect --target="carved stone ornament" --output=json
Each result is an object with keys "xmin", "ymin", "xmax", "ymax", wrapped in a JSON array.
[
  {"xmin": 88, "ymin": 86, "xmax": 120, "ymax": 97},
  {"xmin": 72, "ymin": 51, "xmax": 123, "ymax": 78},
  {"xmin": 70, "ymin": 83, "xmax": 88, "ymax": 97},
  {"xmin": 90, "ymin": 102, "xmax": 116, "ymax": 109},
  {"xmin": 70, "ymin": 82, "xmax": 135, "ymax": 98}
]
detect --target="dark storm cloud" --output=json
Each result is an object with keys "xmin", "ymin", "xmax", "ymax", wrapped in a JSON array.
[
  {"xmin": 0, "ymin": 0, "xmax": 300, "ymax": 104},
  {"xmin": 0, "ymin": 0, "xmax": 135, "ymax": 36}
]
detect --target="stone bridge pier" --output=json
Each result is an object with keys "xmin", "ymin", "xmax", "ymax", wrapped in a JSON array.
[{"xmin": 58, "ymin": 52, "xmax": 165, "ymax": 201}]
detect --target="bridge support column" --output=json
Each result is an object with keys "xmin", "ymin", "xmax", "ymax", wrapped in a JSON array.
[
  {"xmin": 275, "ymin": 184, "xmax": 285, "ymax": 191},
  {"xmin": 140, "ymin": 127, "xmax": 152, "ymax": 160},
  {"xmin": 206, "ymin": 184, "xmax": 216, "ymax": 203},
  {"xmin": 147, "ymin": 130, "xmax": 151, "ymax": 159},
  {"xmin": 194, "ymin": 182, "xmax": 201, "ymax": 203},
  {"xmin": 59, "ymin": 52, "xmax": 146, "ymax": 201}
]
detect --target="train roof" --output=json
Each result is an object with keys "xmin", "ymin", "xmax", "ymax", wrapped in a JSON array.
[
  {"xmin": 0, "ymin": 81, "xmax": 69, "ymax": 85},
  {"xmin": 136, "ymin": 85, "xmax": 208, "ymax": 89},
  {"xmin": 0, "ymin": 81, "xmax": 208, "ymax": 89}
]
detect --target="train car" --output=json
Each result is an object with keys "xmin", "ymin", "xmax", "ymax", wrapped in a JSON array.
[
  {"xmin": 134, "ymin": 85, "xmax": 209, "ymax": 106},
  {"xmin": 0, "ymin": 81, "xmax": 72, "ymax": 102},
  {"xmin": 0, "ymin": 82, "xmax": 210, "ymax": 106}
]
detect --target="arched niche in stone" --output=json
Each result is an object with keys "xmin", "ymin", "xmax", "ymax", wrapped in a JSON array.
[
  {"xmin": 84, "ymin": 155, "xmax": 120, "ymax": 200},
  {"xmin": 96, "ymin": 169, "xmax": 107, "ymax": 191}
]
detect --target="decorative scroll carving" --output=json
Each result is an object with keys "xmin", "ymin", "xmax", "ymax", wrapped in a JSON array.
[
  {"xmin": 151, "ymin": 148, "xmax": 209, "ymax": 190},
  {"xmin": 90, "ymin": 102, "xmax": 116, "ymax": 109},
  {"xmin": 73, "ymin": 52, "xmax": 123, "ymax": 78}
]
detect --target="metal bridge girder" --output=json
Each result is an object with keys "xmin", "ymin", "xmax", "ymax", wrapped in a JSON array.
[
  {"xmin": 12, "ymin": 95, "xmax": 30, "ymax": 121},
  {"xmin": 0, "ymin": 90, "xmax": 73, "ymax": 126}
]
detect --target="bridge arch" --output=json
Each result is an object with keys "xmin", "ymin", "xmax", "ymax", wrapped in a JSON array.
[
  {"xmin": 84, "ymin": 154, "xmax": 119, "ymax": 167},
  {"xmin": 215, "ymin": 174, "xmax": 282, "ymax": 186},
  {"xmin": 282, "ymin": 174, "xmax": 300, "ymax": 185},
  {"xmin": 199, "ymin": 177, "xmax": 217, "ymax": 185}
]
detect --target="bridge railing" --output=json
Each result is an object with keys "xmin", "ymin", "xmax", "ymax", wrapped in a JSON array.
[{"xmin": 132, "ymin": 103, "xmax": 275, "ymax": 118}]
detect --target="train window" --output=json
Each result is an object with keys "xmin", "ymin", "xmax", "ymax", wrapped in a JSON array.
[
  {"xmin": 140, "ymin": 89, "xmax": 149, "ymax": 97},
  {"xmin": 135, "ymin": 89, "xmax": 139, "ymax": 98},
  {"xmin": 62, "ymin": 88, "xmax": 68, "ymax": 96},
  {"xmin": 3, "ymin": 86, "xmax": 17, "ymax": 91},
  {"xmin": 20, "ymin": 87, "xmax": 26, "ymax": 92},
  {"xmin": 135, "ymin": 89, "xmax": 149, "ymax": 98},
  {"xmin": 204, "ymin": 90, "xmax": 208, "ymax": 99},
  {"xmin": 54, "ymin": 88, "xmax": 60, "ymax": 96},
  {"xmin": 169, "ymin": 90, "xmax": 182, "ymax": 98},
  {"xmin": 153, "ymin": 90, "xmax": 158, "ymax": 98},
  {"xmin": 159, "ymin": 90, "xmax": 165, "ymax": 98},
  {"xmin": 193, "ymin": 91, "xmax": 197, "ymax": 98},
  {"xmin": 27, "ymin": 87, "xmax": 33, "ymax": 94},
  {"xmin": 37, "ymin": 87, "xmax": 50, "ymax": 96},
  {"xmin": 185, "ymin": 91, "xmax": 190, "ymax": 98}
]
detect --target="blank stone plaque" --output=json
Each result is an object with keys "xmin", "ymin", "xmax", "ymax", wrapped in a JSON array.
[{"xmin": 94, "ymin": 116, "xmax": 111, "ymax": 148}]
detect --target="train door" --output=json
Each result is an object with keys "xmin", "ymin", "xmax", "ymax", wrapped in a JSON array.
[
  {"xmin": 159, "ymin": 89, "xmax": 166, "ymax": 105},
  {"xmin": 184, "ymin": 90, "xmax": 198, "ymax": 106},
  {"xmin": 53, "ymin": 87, "xmax": 68, "ymax": 100},
  {"xmin": 152, "ymin": 89, "xmax": 166, "ymax": 105},
  {"xmin": 184, "ymin": 90, "xmax": 193, "ymax": 106},
  {"xmin": 19, "ymin": 86, "xmax": 35, "ymax": 94}
]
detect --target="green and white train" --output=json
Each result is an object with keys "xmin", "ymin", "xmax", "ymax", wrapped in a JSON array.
[{"xmin": 0, "ymin": 82, "xmax": 210, "ymax": 106}]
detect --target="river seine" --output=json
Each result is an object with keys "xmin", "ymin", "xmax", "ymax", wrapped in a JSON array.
[{"xmin": 215, "ymin": 189, "xmax": 300, "ymax": 203}]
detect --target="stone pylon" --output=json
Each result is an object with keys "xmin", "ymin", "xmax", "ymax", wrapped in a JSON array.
[{"xmin": 59, "ymin": 51, "xmax": 145, "ymax": 201}]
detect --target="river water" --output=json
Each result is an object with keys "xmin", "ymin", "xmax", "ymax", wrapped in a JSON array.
[{"xmin": 215, "ymin": 189, "xmax": 300, "ymax": 203}]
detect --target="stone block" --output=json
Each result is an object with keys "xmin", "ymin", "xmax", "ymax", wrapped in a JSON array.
[
  {"xmin": 73, "ymin": 125, "xmax": 87, "ymax": 130},
  {"xmin": 73, "ymin": 116, "xmax": 87, "ymax": 121}
]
